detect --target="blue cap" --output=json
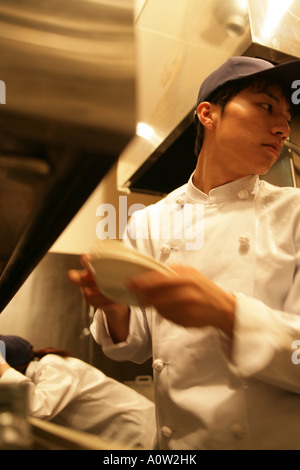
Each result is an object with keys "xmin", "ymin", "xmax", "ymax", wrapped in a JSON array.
[
  {"xmin": 195, "ymin": 56, "xmax": 300, "ymax": 118},
  {"xmin": 0, "ymin": 335, "xmax": 33, "ymax": 366}
]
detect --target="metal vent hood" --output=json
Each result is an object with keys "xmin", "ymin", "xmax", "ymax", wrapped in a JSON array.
[
  {"xmin": 117, "ymin": 0, "xmax": 300, "ymax": 196},
  {"xmin": 0, "ymin": 0, "xmax": 136, "ymax": 312}
]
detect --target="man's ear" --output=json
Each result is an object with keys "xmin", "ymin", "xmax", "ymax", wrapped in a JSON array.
[{"xmin": 196, "ymin": 102, "xmax": 215, "ymax": 130}]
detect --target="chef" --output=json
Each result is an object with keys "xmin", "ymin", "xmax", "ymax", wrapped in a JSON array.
[
  {"xmin": 69, "ymin": 56, "xmax": 300, "ymax": 450},
  {"xmin": 0, "ymin": 334, "xmax": 156, "ymax": 449}
]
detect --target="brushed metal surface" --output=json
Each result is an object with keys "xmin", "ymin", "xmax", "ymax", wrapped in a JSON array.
[{"xmin": 0, "ymin": 0, "xmax": 136, "ymax": 310}]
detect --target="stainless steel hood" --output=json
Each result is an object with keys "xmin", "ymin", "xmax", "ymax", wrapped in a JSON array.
[
  {"xmin": 117, "ymin": 0, "xmax": 300, "ymax": 196},
  {"xmin": 0, "ymin": 0, "xmax": 136, "ymax": 312}
]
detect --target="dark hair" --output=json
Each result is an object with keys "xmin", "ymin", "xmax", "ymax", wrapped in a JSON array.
[
  {"xmin": 33, "ymin": 347, "xmax": 73, "ymax": 359},
  {"xmin": 14, "ymin": 347, "xmax": 73, "ymax": 374},
  {"xmin": 194, "ymin": 76, "xmax": 291, "ymax": 157}
]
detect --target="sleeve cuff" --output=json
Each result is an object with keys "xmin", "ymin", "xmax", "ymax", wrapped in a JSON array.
[
  {"xmin": 90, "ymin": 309, "xmax": 130, "ymax": 348},
  {"xmin": 0, "ymin": 367, "xmax": 31, "ymax": 384},
  {"xmin": 90, "ymin": 307, "xmax": 151, "ymax": 363},
  {"xmin": 230, "ymin": 293, "xmax": 276, "ymax": 377}
]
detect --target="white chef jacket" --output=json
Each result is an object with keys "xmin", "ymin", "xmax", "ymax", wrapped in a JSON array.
[
  {"xmin": 90, "ymin": 174, "xmax": 300, "ymax": 450},
  {"xmin": 0, "ymin": 354, "xmax": 156, "ymax": 449}
]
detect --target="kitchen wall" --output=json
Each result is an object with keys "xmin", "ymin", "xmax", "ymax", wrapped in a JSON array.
[
  {"xmin": 49, "ymin": 162, "xmax": 160, "ymax": 255},
  {"xmin": 0, "ymin": 253, "xmax": 90, "ymax": 358},
  {"xmin": 0, "ymin": 249, "xmax": 154, "ymax": 382}
]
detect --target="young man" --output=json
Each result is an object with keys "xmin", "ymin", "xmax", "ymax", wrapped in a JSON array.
[{"xmin": 69, "ymin": 57, "xmax": 300, "ymax": 449}]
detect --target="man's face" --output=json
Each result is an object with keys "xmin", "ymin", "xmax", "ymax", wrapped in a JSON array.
[{"xmin": 210, "ymin": 84, "xmax": 291, "ymax": 177}]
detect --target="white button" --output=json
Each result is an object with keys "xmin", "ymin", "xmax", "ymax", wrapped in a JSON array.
[
  {"xmin": 153, "ymin": 359, "xmax": 165, "ymax": 371},
  {"xmin": 238, "ymin": 189, "xmax": 249, "ymax": 199},
  {"xmin": 176, "ymin": 197, "xmax": 185, "ymax": 206},
  {"xmin": 231, "ymin": 423, "xmax": 245, "ymax": 439},
  {"xmin": 161, "ymin": 425, "xmax": 173, "ymax": 438},
  {"xmin": 160, "ymin": 244, "xmax": 171, "ymax": 255},
  {"xmin": 238, "ymin": 235, "xmax": 250, "ymax": 246}
]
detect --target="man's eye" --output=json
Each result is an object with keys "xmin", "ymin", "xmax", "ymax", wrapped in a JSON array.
[{"xmin": 261, "ymin": 103, "xmax": 273, "ymax": 112}]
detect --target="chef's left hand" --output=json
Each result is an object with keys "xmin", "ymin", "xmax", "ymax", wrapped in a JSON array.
[{"xmin": 126, "ymin": 265, "xmax": 235, "ymax": 337}]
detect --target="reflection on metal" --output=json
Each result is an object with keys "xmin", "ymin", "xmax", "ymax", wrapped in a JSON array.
[
  {"xmin": 0, "ymin": 0, "xmax": 135, "ymax": 137},
  {"xmin": 247, "ymin": 0, "xmax": 300, "ymax": 59},
  {"xmin": 285, "ymin": 137, "xmax": 300, "ymax": 187},
  {"xmin": 213, "ymin": 0, "xmax": 249, "ymax": 37},
  {"xmin": 117, "ymin": 0, "xmax": 300, "ymax": 195},
  {"xmin": 0, "ymin": 0, "xmax": 136, "ymax": 312},
  {"xmin": 285, "ymin": 139, "xmax": 300, "ymax": 156},
  {"xmin": 29, "ymin": 417, "xmax": 130, "ymax": 450},
  {"xmin": 0, "ymin": 156, "xmax": 51, "ymax": 176}
]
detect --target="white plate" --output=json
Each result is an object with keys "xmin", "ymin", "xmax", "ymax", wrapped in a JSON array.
[{"xmin": 88, "ymin": 240, "xmax": 174, "ymax": 305}]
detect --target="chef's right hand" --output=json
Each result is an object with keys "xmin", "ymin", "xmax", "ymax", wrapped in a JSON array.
[{"xmin": 68, "ymin": 254, "xmax": 117, "ymax": 309}]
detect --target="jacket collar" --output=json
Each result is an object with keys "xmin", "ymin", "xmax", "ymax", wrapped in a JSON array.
[{"xmin": 185, "ymin": 174, "xmax": 259, "ymax": 204}]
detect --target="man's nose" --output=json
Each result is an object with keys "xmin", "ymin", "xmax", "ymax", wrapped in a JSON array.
[{"xmin": 271, "ymin": 115, "xmax": 290, "ymax": 141}]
